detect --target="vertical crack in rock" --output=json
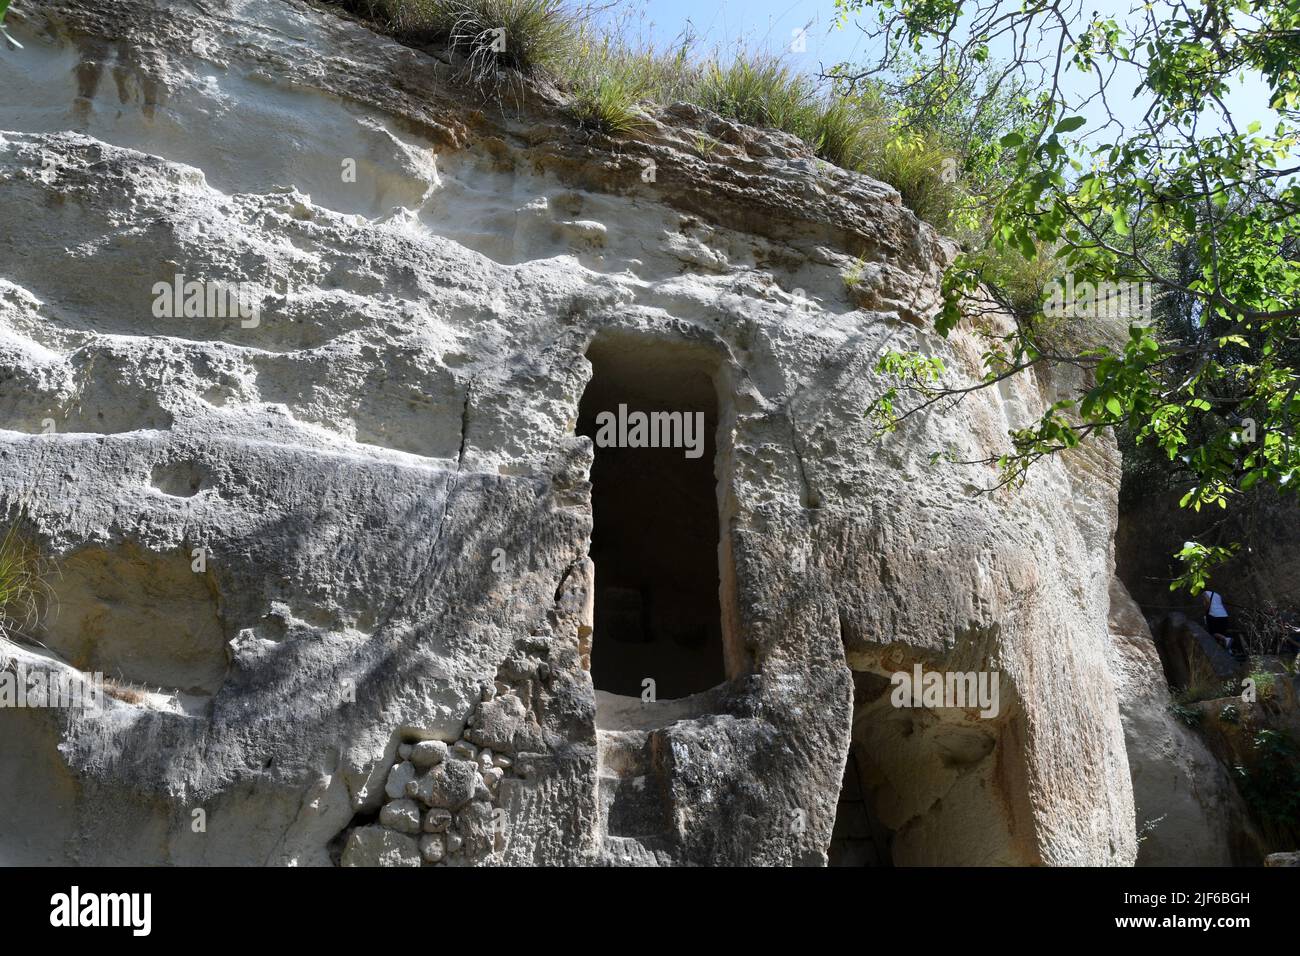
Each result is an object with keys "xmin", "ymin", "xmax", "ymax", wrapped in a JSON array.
[
  {"xmin": 786, "ymin": 402, "xmax": 820, "ymax": 511},
  {"xmin": 454, "ymin": 377, "xmax": 474, "ymax": 473}
]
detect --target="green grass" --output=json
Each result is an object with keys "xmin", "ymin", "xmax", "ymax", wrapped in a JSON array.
[
  {"xmin": 695, "ymin": 55, "xmax": 819, "ymax": 138},
  {"xmin": 0, "ymin": 525, "xmax": 47, "ymax": 638},
  {"xmin": 1247, "ymin": 667, "xmax": 1277, "ymax": 700},
  {"xmin": 565, "ymin": 30, "xmax": 666, "ymax": 133},
  {"xmin": 810, "ymin": 97, "xmax": 874, "ymax": 172},
  {"xmin": 842, "ymin": 255, "xmax": 868, "ymax": 294},
  {"xmin": 693, "ymin": 132, "xmax": 721, "ymax": 158},
  {"xmin": 870, "ymin": 129, "xmax": 963, "ymax": 228},
  {"xmin": 356, "ymin": 0, "xmax": 579, "ymax": 82},
  {"xmin": 336, "ymin": 1, "xmax": 976, "ymax": 232},
  {"xmin": 567, "ymin": 26, "xmax": 703, "ymax": 107},
  {"xmin": 568, "ymin": 73, "xmax": 648, "ymax": 133}
]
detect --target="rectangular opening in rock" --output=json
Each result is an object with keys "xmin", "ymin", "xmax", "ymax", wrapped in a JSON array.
[
  {"xmin": 829, "ymin": 747, "xmax": 895, "ymax": 866},
  {"xmin": 830, "ymin": 669, "xmax": 1012, "ymax": 865},
  {"xmin": 577, "ymin": 336, "xmax": 728, "ymax": 701}
]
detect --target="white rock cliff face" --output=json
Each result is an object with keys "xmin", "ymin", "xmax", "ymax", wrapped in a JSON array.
[{"xmin": 0, "ymin": 0, "xmax": 1136, "ymax": 865}]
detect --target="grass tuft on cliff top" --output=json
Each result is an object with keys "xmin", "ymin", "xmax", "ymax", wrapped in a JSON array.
[
  {"xmin": 335, "ymin": 0, "xmax": 985, "ymax": 233},
  {"xmin": 347, "ymin": 0, "xmax": 577, "ymax": 81}
]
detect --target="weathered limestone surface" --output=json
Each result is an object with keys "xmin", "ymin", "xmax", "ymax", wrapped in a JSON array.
[{"xmin": 0, "ymin": 0, "xmax": 1136, "ymax": 865}]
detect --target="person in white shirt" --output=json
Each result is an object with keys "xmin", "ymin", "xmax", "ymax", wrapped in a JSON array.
[{"xmin": 1202, "ymin": 588, "xmax": 1235, "ymax": 653}]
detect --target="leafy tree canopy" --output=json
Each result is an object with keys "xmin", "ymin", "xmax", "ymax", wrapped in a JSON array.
[{"xmin": 838, "ymin": 0, "xmax": 1300, "ymax": 592}]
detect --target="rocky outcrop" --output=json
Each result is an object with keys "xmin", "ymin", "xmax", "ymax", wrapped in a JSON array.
[
  {"xmin": 0, "ymin": 0, "xmax": 1136, "ymax": 865},
  {"xmin": 1107, "ymin": 577, "xmax": 1265, "ymax": 865},
  {"xmin": 1152, "ymin": 613, "xmax": 1243, "ymax": 694}
]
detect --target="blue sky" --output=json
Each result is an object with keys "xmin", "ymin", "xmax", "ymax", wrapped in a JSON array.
[
  {"xmin": 586, "ymin": 0, "xmax": 1282, "ymax": 142},
  {"xmin": 588, "ymin": 0, "xmax": 876, "ymax": 74}
]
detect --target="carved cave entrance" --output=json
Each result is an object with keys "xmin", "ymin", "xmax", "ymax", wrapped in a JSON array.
[
  {"xmin": 829, "ymin": 668, "xmax": 1012, "ymax": 866},
  {"xmin": 577, "ymin": 337, "xmax": 728, "ymax": 702}
]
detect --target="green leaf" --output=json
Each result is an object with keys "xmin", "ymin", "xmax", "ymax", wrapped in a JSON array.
[
  {"xmin": 1105, "ymin": 397, "xmax": 1123, "ymax": 416},
  {"xmin": 1111, "ymin": 206, "xmax": 1130, "ymax": 236},
  {"xmin": 999, "ymin": 131, "xmax": 1024, "ymax": 148},
  {"xmin": 1054, "ymin": 115, "xmax": 1087, "ymax": 134}
]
